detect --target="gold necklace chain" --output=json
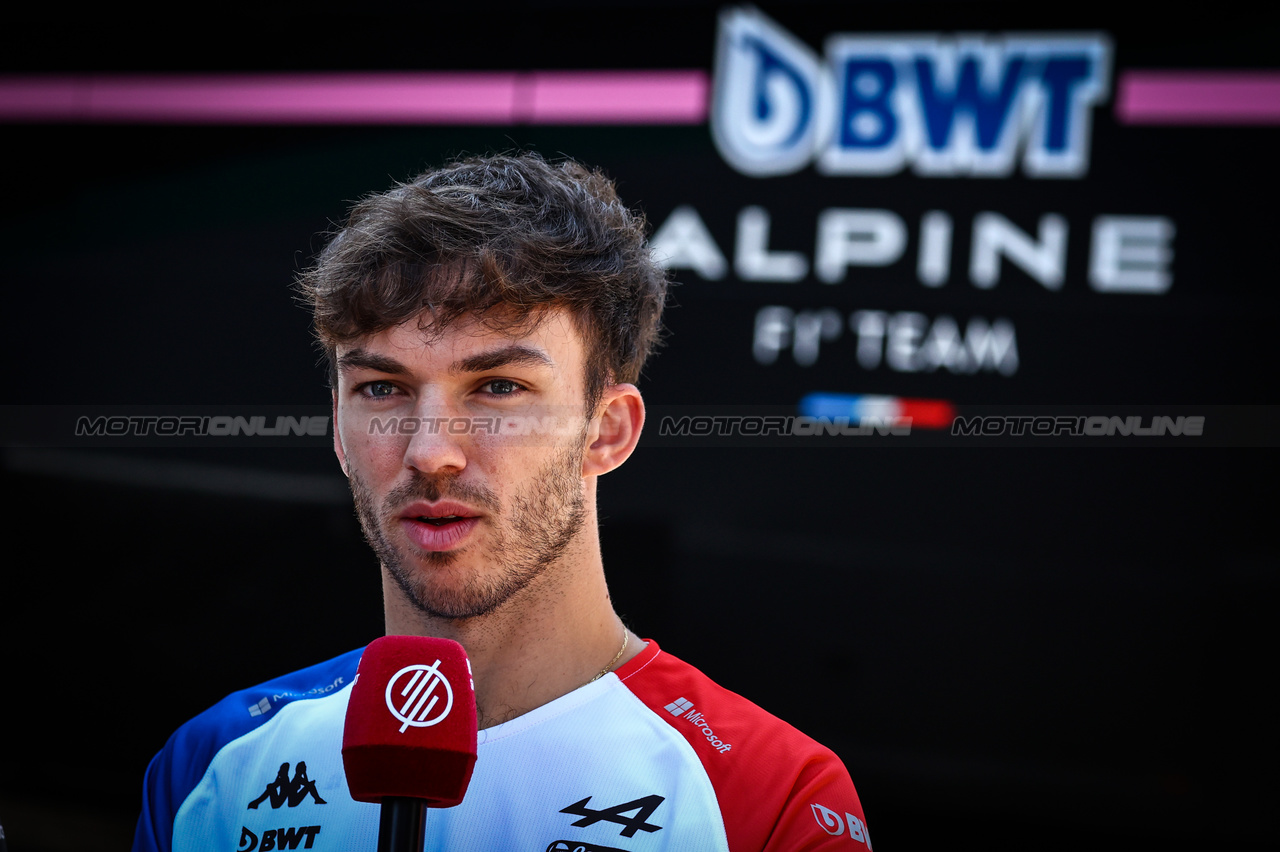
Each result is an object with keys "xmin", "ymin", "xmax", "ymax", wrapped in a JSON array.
[{"xmin": 588, "ymin": 630, "xmax": 629, "ymax": 684}]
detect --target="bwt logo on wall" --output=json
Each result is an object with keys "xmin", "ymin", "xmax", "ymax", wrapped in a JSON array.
[{"xmin": 711, "ymin": 6, "xmax": 1112, "ymax": 178}]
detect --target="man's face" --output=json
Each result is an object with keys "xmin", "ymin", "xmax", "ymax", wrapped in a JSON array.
[{"xmin": 333, "ymin": 309, "xmax": 595, "ymax": 621}]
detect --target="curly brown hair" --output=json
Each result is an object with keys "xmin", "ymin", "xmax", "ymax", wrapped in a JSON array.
[{"xmin": 295, "ymin": 152, "xmax": 669, "ymax": 411}]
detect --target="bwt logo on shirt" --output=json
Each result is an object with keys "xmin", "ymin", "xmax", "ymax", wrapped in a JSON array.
[
  {"xmin": 237, "ymin": 825, "xmax": 320, "ymax": 851},
  {"xmin": 811, "ymin": 803, "xmax": 871, "ymax": 848},
  {"xmin": 711, "ymin": 6, "xmax": 1111, "ymax": 178}
]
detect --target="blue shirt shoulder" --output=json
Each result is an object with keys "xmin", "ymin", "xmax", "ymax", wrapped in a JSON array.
[{"xmin": 132, "ymin": 647, "xmax": 364, "ymax": 852}]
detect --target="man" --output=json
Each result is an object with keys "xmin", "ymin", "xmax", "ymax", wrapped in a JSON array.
[{"xmin": 133, "ymin": 152, "xmax": 870, "ymax": 851}]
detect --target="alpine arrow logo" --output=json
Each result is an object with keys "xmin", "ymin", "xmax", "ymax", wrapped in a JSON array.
[{"xmin": 560, "ymin": 794, "xmax": 665, "ymax": 838}]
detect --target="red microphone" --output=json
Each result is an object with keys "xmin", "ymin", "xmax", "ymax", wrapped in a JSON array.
[{"xmin": 342, "ymin": 636, "xmax": 478, "ymax": 852}]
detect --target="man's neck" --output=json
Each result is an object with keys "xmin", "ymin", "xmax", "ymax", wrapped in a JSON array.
[{"xmin": 379, "ymin": 541, "xmax": 641, "ymax": 728}]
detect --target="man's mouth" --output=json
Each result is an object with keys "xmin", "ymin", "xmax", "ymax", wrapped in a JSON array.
[
  {"xmin": 416, "ymin": 515, "xmax": 467, "ymax": 527},
  {"xmin": 400, "ymin": 500, "xmax": 479, "ymax": 527},
  {"xmin": 398, "ymin": 502, "xmax": 481, "ymax": 551}
]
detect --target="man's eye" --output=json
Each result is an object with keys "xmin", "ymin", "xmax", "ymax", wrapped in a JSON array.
[
  {"xmin": 484, "ymin": 379, "xmax": 521, "ymax": 396},
  {"xmin": 361, "ymin": 382, "xmax": 398, "ymax": 398}
]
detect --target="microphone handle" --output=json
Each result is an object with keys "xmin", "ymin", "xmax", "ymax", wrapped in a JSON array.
[{"xmin": 377, "ymin": 797, "xmax": 426, "ymax": 852}]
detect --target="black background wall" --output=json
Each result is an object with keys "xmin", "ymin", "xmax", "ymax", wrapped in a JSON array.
[{"xmin": 1, "ymin": 3, "xmax": 1275, "ymax": 850}]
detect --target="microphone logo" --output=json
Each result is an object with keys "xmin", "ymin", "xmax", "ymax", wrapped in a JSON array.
[{"xmin": 385, "ymin": 660, "xmax": 454, "ymax": 733}]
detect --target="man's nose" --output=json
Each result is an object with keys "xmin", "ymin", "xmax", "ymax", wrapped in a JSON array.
[{"xmin": 402, "ymin": 397, "xmax": 468, "ymax": 475}]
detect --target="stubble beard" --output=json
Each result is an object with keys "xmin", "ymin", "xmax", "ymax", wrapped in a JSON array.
[{"xmin": 348, "ymin": 442, "xmax": 589, "ymax": 622}]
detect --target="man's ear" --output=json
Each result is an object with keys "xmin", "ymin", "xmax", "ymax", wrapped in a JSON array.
[
  {"xmin": 583, "ymin": 384, "xmax": 645, "ymax": 477},
  {"xmin": 332, "ymin": 390, "xmax": 349, "ymax": 478}
]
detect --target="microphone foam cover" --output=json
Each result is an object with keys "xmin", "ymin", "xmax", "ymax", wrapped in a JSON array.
[{"xmin": 342, "ymin": 635, "xmax": 478, "ymax": 806}]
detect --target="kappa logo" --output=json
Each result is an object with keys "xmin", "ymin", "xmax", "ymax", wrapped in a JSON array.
[
  {"xmin": 247, "ymin": 762, "xmax": 327, "ymax": 809},
  {"xmin": 560, "ymin": 794, "xmax": 665, "ymax": 838},
  {"xmin": 811, "ymin": 803, "xmax": 871, "ymax": 848},
  {"xmin": 386, "ymin": 660, "xmax": 454, "ymax": 732}
]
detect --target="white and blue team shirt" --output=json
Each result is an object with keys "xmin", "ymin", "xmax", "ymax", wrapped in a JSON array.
[{"xmin": 134, "ymin": 640, "xmax": 870, "ymax": 852}]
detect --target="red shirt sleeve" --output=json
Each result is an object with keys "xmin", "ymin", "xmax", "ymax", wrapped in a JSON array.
[
  {"xmin": 759, "ymin": 747, "xmax": 871, "ymax": 851},
  {"xmin": 617, "ymin": 641, "xmax": 872, "ymax": 852}
]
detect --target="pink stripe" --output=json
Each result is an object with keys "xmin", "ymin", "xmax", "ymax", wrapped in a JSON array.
[
  {"xmin": 527, "ymin": 71, "xmax": 709, "ymax": 123},
  {"xmin": 0, "ymin": 71, "xmax": 708, "ymax": 125},
  {"xmin": 1116, "ymin": 71, "xmax": 1280, "ymax": 124},
  {"xmin": 7, "ymin": 69, "xmax": 1276, "ymax": 126},
  {"xmin": 0, "ymin": 77, "xmax": 87, "ymax": 118},
  {"xmin": 91, "ymin": 73, "xmax": 520, "ymax": 123}
]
